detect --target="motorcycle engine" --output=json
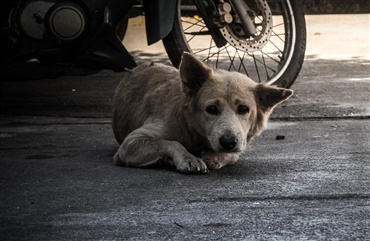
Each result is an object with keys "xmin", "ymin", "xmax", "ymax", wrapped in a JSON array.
[{"xmin": 19, "ymin": 1, "xmax": 87, "ymax": 41}]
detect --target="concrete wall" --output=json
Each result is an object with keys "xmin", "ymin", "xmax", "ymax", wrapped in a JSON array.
[{"xmin": 304, "ymin": 0, "xmax": 369, "ymax": 14}]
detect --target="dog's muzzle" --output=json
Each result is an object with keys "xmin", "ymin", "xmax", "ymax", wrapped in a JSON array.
[{"xmin": 219, "ymin": 133, "xmax": 238, "ymax": 152}]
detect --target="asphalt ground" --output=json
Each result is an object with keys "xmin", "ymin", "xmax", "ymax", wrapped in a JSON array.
[{"xmin": 1, "ymin": 14, "xmax": 370, "ymax": 240}]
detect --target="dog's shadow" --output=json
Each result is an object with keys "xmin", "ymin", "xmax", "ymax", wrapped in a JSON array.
[{"xmin": 106, "ymin": 147, "xmax": 290, "ymax": 178}]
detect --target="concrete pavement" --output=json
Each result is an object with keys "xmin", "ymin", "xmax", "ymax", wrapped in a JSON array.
[{"xmin": 1, "ymin": 14, "xmax": 370, "ymax": 240}]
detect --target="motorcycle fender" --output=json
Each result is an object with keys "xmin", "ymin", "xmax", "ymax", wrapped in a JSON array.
[{"xmin": 144, "ymin": 0, "xmax": 176, "ymax": 45}]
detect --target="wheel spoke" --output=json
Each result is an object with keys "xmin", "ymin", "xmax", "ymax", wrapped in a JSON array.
[
  {"xmin": 248, "ymin": 52, "xmax": 276, "ymax": 73},
  {"xmin": 183, "ymin": 31, "xmax": 211, "ymax": 35},
  {"xmin": 207, "ymin": 38, "xmax": 213, "ymax": 64},
  {"xmin": 261, "ymin": 53, "xmax": 270, "ymax": 79},
  {"xmin": 192, "ymin": 44, "xmax": 219, "ymax": 54},
  {"xmin": 216, "ymin": 48, "xmax": 220, "ymax": 68},
  {"xmin": 272, "ymin": 23, "xmax": 284, "ymax": 28},
  {"xmin": 268, "ymin": 39, "xmax": 283, "ymax": 53},
  {"xmin": 236, "ymin": 50, "xmax": 249, "ymax": 76},
  {"xmin": 271, "ymin": 29, "xmax": 285, "ymax": 43},
  {"xmin": 225, "ymin": 46, "xmax": 237, "ymax": 71},
  {"xmin": 252, "ymin": 53, "xmax": 261, "ymax": 82},
  {"xmin": 186, "ymin": 26, "xmax": 206, "ymax": 43},
  {"xmin": 202, "ymin": 46, "xmax": 228, "ymax": 62},
  {"xmin": 261, "ymin": 50, "xmax": 281, "ymax": 64},
  {"xmin": 182, "ymin": 19, "xmax": 206, "ymax": 30}
]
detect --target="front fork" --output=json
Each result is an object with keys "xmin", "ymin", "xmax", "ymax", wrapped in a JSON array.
[
  {"xmin": 194, "ymin": 0, "xmax": 256, "ymax": 47},
  {"xmin": 229, "ymin": 0, "xmax": 256, "ymax": 36}
]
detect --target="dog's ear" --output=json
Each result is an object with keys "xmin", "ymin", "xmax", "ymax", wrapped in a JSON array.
[
  {"xmin": 248, "ymin": 84, "xmax": 293, "ymax": 140},
  {"xmin": 179, "ymin": 52, "xmax": 213, "ymax": 95},
  {"xmin": 254, "ymin": 84, "xmax": 293, "ymax": 112}
]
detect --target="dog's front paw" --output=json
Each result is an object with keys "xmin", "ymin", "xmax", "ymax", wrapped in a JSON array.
[
  {"xmin": 202, "ymin": 153, "xmax": 240, "ymax": 169},
  {"xmin": 113, "ymin": 152, "xmax": 124, "ymax": 166},
  {"xmin": 202, "ymin": 154, "xmax": 224, "ymax": 169},
  {"xmin": 177, "ymin": 156, "xmax": 209, "ymax": 174}
]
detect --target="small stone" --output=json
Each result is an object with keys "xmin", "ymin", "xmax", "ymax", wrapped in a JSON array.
[{"xmin": 275, "ymin": 135, "xmax": 285, "ymax": 140}]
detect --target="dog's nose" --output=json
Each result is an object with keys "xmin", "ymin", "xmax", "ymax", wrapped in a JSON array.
[{"xmin": 219, "ymin": 134, "xmax": 238, "ymax": 151}]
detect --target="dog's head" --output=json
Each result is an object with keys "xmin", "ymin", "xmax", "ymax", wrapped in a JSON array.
[{"xmin": 180, "ymin": 53, "xmax": 293, "ymax": 153}]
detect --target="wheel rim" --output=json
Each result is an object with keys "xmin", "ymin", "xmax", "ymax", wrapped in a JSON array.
[{"xmin": 179, "ymin": 0, "xmax": 296, "ymax": 84}]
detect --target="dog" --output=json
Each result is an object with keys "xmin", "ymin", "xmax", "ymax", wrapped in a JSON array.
[{"xmin": 112, "ymin": 53, "xmax": 293, "ymax": 173}]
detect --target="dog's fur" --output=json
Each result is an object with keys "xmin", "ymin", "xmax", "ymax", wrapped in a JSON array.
[{"xmin": 112, "ymin": 53, "xmax": 293, "ymax": 173}]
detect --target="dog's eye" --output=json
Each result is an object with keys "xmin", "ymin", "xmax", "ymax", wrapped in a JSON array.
[
  {"xmin": 206, "ymin": 105, "xmax": 219, "ymax": 115},
  {"xmin": 237, "ymin": 105, "xmax": 250, "ymax": 115}
]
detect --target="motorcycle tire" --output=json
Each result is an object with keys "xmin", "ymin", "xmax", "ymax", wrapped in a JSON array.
[
  {"xmin": 163, "ymin": 0, "xmax": 306, "ymax": 88},
  {"xmin": 116, "ymin": 14, "xmax": 129, "ymax": 41}
]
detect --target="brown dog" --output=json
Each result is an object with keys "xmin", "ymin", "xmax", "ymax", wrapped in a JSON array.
[{"xmin": 112, "ymin": 53, "xmax": 293, "ymax": 173}]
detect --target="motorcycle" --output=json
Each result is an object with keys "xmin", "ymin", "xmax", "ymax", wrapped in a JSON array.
[{"xmin": 0, "ymin": 0, "xmax": 306, "ymax": 88}]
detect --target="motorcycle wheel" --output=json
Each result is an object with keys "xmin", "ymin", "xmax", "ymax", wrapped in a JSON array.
[{"xmin": 163, "ymin": 0, "xmax": 306, "ymax": 88}]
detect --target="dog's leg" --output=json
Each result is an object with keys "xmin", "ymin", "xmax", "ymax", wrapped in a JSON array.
[
  {"xmin": 113, "ymin": 127, "xmax": 209, "ymax": 174},
  {"xmin": 202, "ymin": 152, "xmax": 240, "ymax": 169}
]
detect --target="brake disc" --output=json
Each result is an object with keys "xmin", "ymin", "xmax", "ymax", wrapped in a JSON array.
[{"xmin": 220, "ymin": 0, "xmax": 273, "ymax": 52}]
